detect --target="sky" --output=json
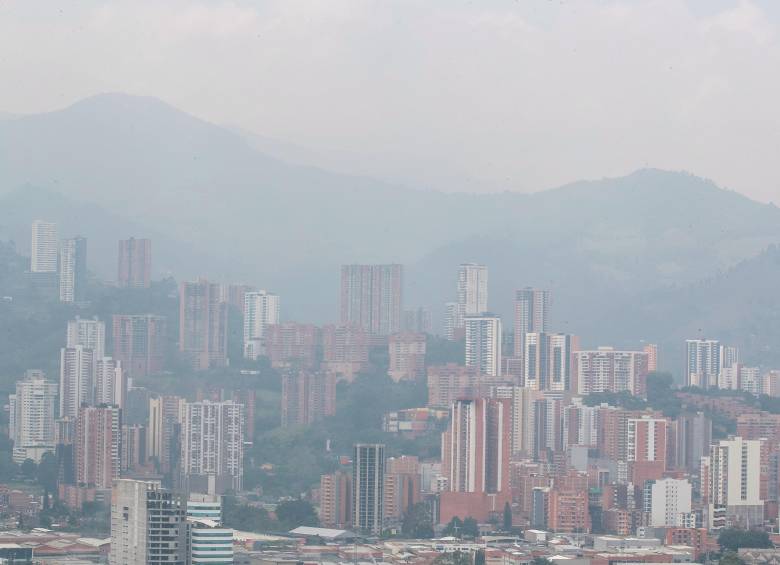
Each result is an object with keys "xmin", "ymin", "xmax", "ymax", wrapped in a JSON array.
[{"xmin": 1, "ymin": 0, "xmax": 780, "ymax": 202}]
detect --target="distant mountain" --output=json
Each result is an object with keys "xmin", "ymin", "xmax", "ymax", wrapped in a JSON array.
[{"xmin": 2, "ymin": 93, "xmax": 780, "ymax": 346}]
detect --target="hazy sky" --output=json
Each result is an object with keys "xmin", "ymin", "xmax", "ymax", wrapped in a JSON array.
[{"xmin": 2, "ymin": 0, "xmax": 780, "ymax": 202}]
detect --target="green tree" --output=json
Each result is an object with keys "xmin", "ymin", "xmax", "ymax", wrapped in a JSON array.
[
  {"xmin": 275, "ymin": 499, "xmax": 318, "ymax": 529},
  {"xmin": 37, "ymin": 452, "xmax": 59, "ymax": 494},
  {"xmin": 503, "ymin": 502, "xmax": 512, "ymax": 531},
  {"xmin": 462, "ymin": 517, "xmax": 479, "ymax": 538},
  {"xmin": 718, "ymin": 529, "xmax": 772, "ymax": 552},
  {"xmin": 531, "ymin": 559, "xmax": 553, "ymax": 565},
  {"xmin": 402, "ymin": 502, "xmax": 434, "ymax": 539},
  {"xmin": 443, "ymin": 517, "xmax": 464, "ymax": 537},
  {"xmin": 20, "ymin": 458, "xmax": 36, "ymax": 480},
  {"xmin": 433, "ymin": 550, "xmax": 472, "ymax": 565}
]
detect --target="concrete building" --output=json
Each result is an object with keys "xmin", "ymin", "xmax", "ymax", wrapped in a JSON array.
[
  {"xmin": 352, "ymin": 443, "xmax": 385, "ymax": 535},
  {"xmin": 575, "ymin": 347, "xmax": 649, "ymax": 397},
  {"xmin": 464, "ymin": 314, "xmax": 502, "ymax": 377},
  {"xmin": 30, "ymin": 220, "xmax": 58, "ymax": 273},
  {"xmin": 340, "ymin": 264, "xmax": 403, "ymax": 335},
  {"xmin": 75, "ymin": 406, "xmax": 121, "ymax": 490},
  {"xmin": 265, "ymin": 322, "xmax": 319, "ymax": 369},
  {"xmin": 685, "ymin": 339, "xmax": 721, "ymax": 388},
  {"xmin": 707, "ymin": 436, "xmax": 764, "ymax": 528},
  {"xmin": 9, "ymin": 371, "xmax": 58, "ymax": 463},
  {"xmin": 321, "ymin": 324, "xmax": 370, "ymax": 381},
  {"xmin": 627, "ymin": 415, "xmax": 669, "ymax": 487},
  {"xmin": 94, "ymin": 357, "xmax": 126, "ymax": 409},
  {"xmin": 117, "ymin": 237, "xmax": 151, "ymax": 288},
  {"xmin": 650, "ymin": 478, "xmax": 692, "ymax": 527},
  {"xmin": 243, "ymin": 289, "xmax": 280, "ymax": 360},
  {"xmin": 110, "ymin": 479, "xmax": 187, "ymax": 565},
  {"xmin": 320, "ymin": 470, "xmax": 352, "ymax": 529},
  {"xmin": 179, "ymin": 279, "xmax": 228, "ymax": 370},
  {"xmin": 67, "ymin": 317, "xmax": 105, "ymax": 359},
  {"xmin": 513, "ymin": 287, "xmax": 550, "ymax": 357},
  {"xmin": 147, "ymin": 395, "xmax": 185, "ymax": 475},
  {"xmin": 522, "ymin": 332, "xmax": 577, "ymax": 391},
  {"xmin": 281, "ymin": 370, "xmax": 336, "ymax": 427},
  {"xmin": 388, "ymin": 332, "xmax": 427, "ymax": 381},
  {"xmin": 59, "ymin": 345, "xmax": 95, "ymax": 419},
  {"xmin": 187, "ymin": 493, "xmax": 233, "ymax": 565},
  {"xmin": 181, "ymin": 400, "xmax": 244, "ymax": 494},
  {"xmin": 458, "ymin": 263, "xmax": 489, "ymax": 317},
  {"xmin": 427, "ymin": 364, "xmax": 480, "ymax": 409},
  {"xmin": 440, "ymin": 398, "xmax": 511, "ymax": 523},
  {"xmin": 675, "ymin": 412, "xmax": 712, "ymax": 473},
  {"xmin": 112, "ymin": 314, "xmax": 167, "ymax": 379},
  {"xmin": 59, "ymin": 236, "xmax": 87, "ymax": 303}
]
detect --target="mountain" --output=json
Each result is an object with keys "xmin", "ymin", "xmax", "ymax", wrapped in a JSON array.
[{"xmin": 2, "ymin": 93, "xmax": 780, "ymax": 344}]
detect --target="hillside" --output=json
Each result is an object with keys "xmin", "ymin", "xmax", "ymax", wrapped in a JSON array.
[{"xmin": 2, "ymin": 93, "xmax": 780, "ymax": 330}]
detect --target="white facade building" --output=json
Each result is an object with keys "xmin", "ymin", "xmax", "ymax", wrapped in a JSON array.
[
  {"xmin": 30, "ymin": 220, "xmax": 58, "ymax": 273},
  {"xmin": 707, "ymin": 436, "xmax": 763, "ymax": 528},
  {"xmin": 685, "ymin": 339, "xmax": 721, "ymax": 388},
  {"xmin": 59, "ymin": 345, "xmax": 95, "ymax": 419},
  {"xmin": 457, "ymin": 263, "xmax": 488, "ymax": 317},
  {"xmin": 187, "ymin": 493, "xmax": 233, "ymax": 565},
  {"xmin": 181, "ymin": 400, "xmax": 245, "ymax": 494},
  {"xmin": 66, "ymin": 317, "xmax": 106, "ymax": 359},
  {"xmin": 650, "ymin": 478, "xmax": 692, "ymax": 527},
  {"xmin": 464, "ymin": 314, "xmax": 502, "ymax": 377},
  {"xmin": 243, "ymin": 290, "xmax": 280, "ymax": 359},
  {"xmin": 9, "ymin": 372, "xmax": 58, "ymax": 463}
]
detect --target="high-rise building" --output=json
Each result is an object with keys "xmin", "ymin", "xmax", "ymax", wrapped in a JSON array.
[
  {"xmin": 340, "ymin": 264, "xmax": 403, "ymax": 335},
  {"xmin": 675, "ymin": 412, "xmax": 712, "ymax": 473},
  {"xmin": 513, "ymin": 288, "xmax": 550, "ymax": 357},
  {"xmin": 403, "ymin": 307, "xmax": 432, "ymax": 334},
  {"xmin": 110, "ymin": 479, "xmax": 188, "ymax": 565},
  {"xmin": 574, "ymin": 347, "xmax": 649, "ymax": 397},
  {"xmin": 181, "ymin": 400, "xmax": 244, "ymax": 494},
  {"xmin": 458, "ymin": 263, "xmax": 489, "ymax": 317},
  {"xmin": 59, "ymin": 236, "xmax": 87, "ymax": 303},
  {"xmin": 384, "ymin": 456, "xmax": 421, "ymax": 525},
  {"xmin": 30, "ymin": 220, "xmax": 59, "ymax": 273},
  {"xmin": 644, "ymin": 343, "xmax": 659, "ymax": 372},
  {"xmin": 443, "ymin": 301, "xmax": 462, "ymax": 341},
  {"xmin": 707, "ymin": 436, "xmax": 764, "ymax": 528},
  {"xmin": 112, "ymin": 314, "xmax": 167, "ymax": 378},
  {"xmin": 59, "ymin": 345, "xmax": 95, "ymax": 419},
  {"xmin": 243, "ymin": 290, "xmax": 280, "ymax": 359},
  {"xmin": 9, "ymin": 371, "xmax": 58, "ymax": 463},
  {"xmin": 75, "ymin": 406, "xmax": 121, "ymax": 490},
  {"xmin": 117, "ymin": 237, "xmax": 151, "ymax": 288},
  {"xmin": 265, "ymin": 322, "xmax": 319, "ymax": 369},
  {"xmin": 281, "ymin": 370, "xmax": 336, "ymax": 427},
  {"xmin": 685, "ymin": 339, "xmax": 721, "ymax": 388},
  {"xmin": 121, "ymin": 424, "xmax": 147, "ymax": 474},
  {"xmin": 489, "ymin": 385, "xmax": 543, "ymax": 457},
  {"xmin": 179, "ymin": 279, "xmax": 228, "ymax": 370},
  {"xmin": 388, "ymin": 333, "xmax": 427, "ymax": 382},
  {"xmin": 187, "ymin": 493, "xmax": 233, "ymax": 565},
  {"xmin": 352, "ymin": 443, "xmax": 386, "ymax": 535},
  {"xmin": 627, "ymin": 415, "xmax": 669, "ymax": 487},
  {"xmin": 440, "ymin": 397, "xmax": 511, "ymax": 523},
  {"xmin": 548, "ymin": 489, "xmax": 591, "ymax": 533},
  {"xmin": 95, "ymin": 357, "xmax": 126, "ymax": 409},
  {"xmin": 562, "ymin": 397, "xmax": 600, "ymax": 449},
  {"xmin": 67, "ymin": 317, "xmax": 106, "ymax": 358},
  {"xmin": 464, "ymin": 314, "xmax": 502, "ymax": 377},
  {"xmin": 320, "ymin": 471, "xmax": 352, "ymax": 529},
  {"xmin": 321, "ymin": 324, "xmax": 370, "ymax": 381},
  {"xmin": 650, "ymin": 478, "xmax": 692, "ymax": 527},
  {"xmin": 147, "ymin": 395, "xmax": 185, "ymax": 475},
  {"xmin": 426, "ymin": 364, "xmax": 481, "ymax": 409}
]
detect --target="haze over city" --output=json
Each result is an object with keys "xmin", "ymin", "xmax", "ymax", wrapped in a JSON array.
[{"xmin": 2, "ymin": 1, "xmax": 780, "ymax": 565}]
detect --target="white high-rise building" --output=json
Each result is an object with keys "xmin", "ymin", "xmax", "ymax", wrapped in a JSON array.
[
  {"xmin": 95, "ymin": 357, "xmax": 125, "ymax": 409},
  {"xmin": 187, "ymin": 493, "xmax": 233, "ymax": 565},
  {"xmin": 9, "ymin": 371, "xmax": 58, "ymax": 463},
  {"xmin": 457, "ymin": 263, "xmax": 488, "ymax": 316},
  {"xmin": 443, "ymin": 301, "xmax": 462, "ymax": 341},
  {"xmin": 650, "ymin": 478, "xmax": 692, "ymax": 527},
  {"xmin": 685, "ymin": 339, "xmax": 721, "ymax": 388},
  {"xmin": 30, "ymin": 220, "xmax": 58, "ymax": 273},
  {"xmin": 59, "ymin": 236, "xmax": 87, "ymax": 303},
  {"xmin": 181, "ymin": 400, "xmax": 245, "ymax": 494},
  {"xmin": 513, "ymin": 287, "xmax": 551, "ymax": 357},
  {"xmin": 243, "ymin": 290, "xmax": 280, "ymax": 359},
  {"xmin": 110, "ymin": 479, "xmax": 188, "ymax": 565},
  {"xmin": 59, "ymin": 345, "xmax": 95, "ymax": 419},
  {"xmin": 67, "ymin": 317, "xmax": 106, "ymax": 359},
  {"xmin": 464, "ymin": 314, "xmax": 502, "ymax": 377},
  {"xmin": 707, "ymin": 436, "xmax": 763, "ymax": 528}
]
